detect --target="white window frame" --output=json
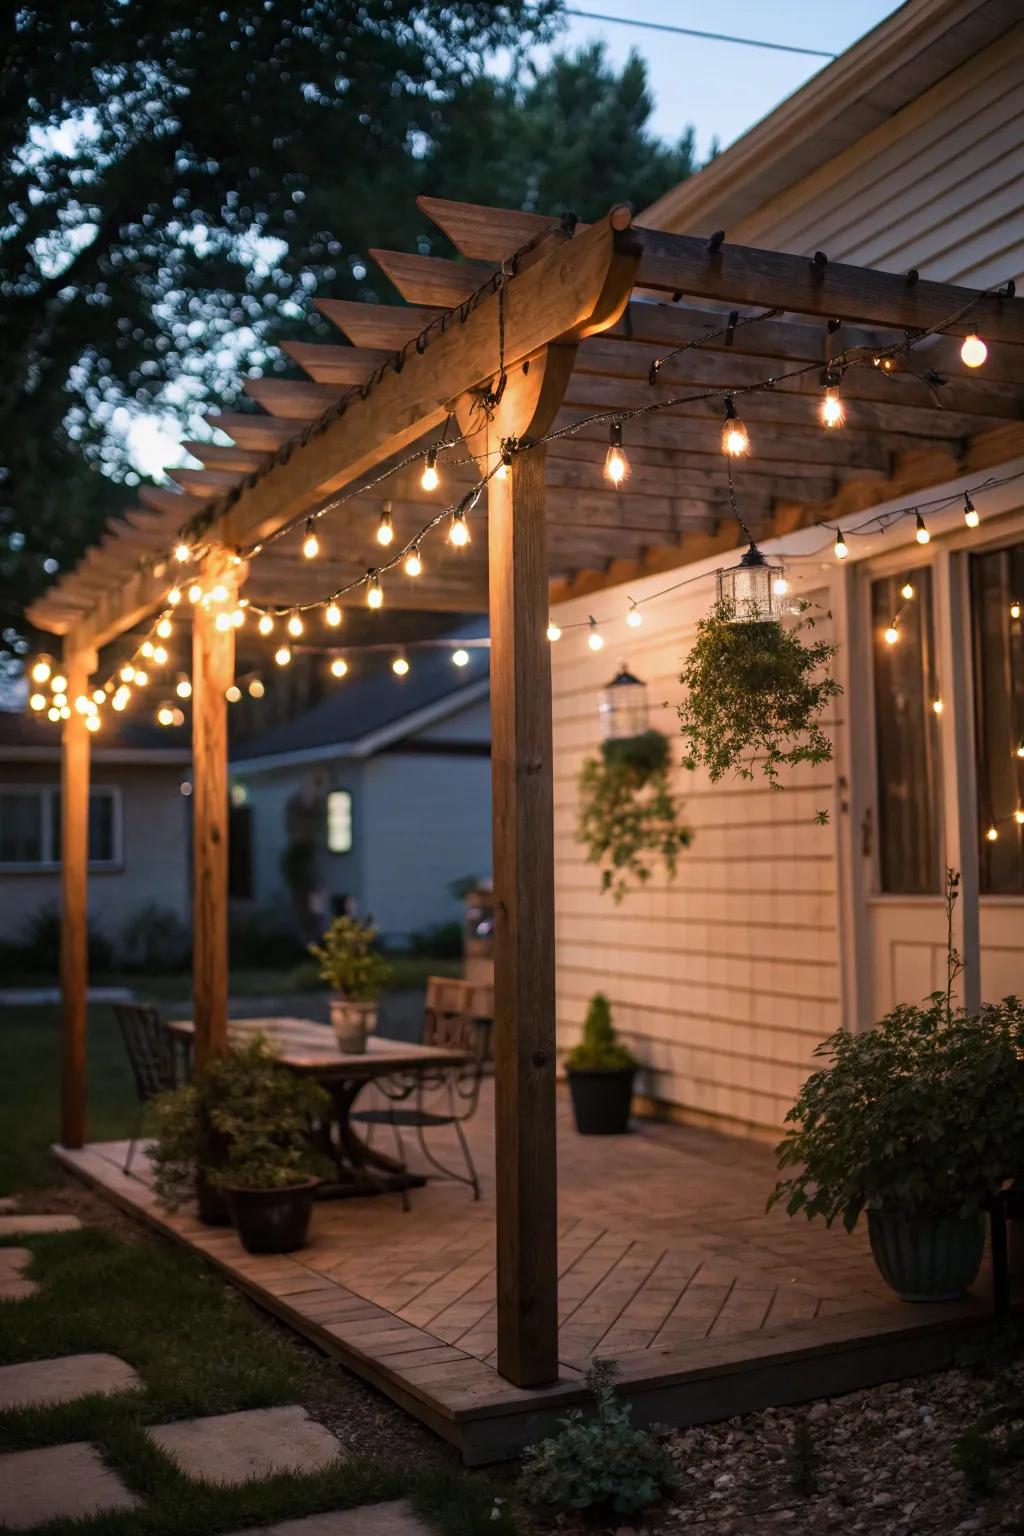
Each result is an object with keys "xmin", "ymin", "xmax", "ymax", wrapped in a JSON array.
[{"xmin": 0, "ymin": 784, "xmax": 123, "ymax": 872}]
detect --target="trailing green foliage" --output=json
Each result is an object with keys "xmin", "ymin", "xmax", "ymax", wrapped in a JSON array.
[
  {"xmin": 677, "ymin": 600, "xmax": 841, "ymax": 816},
  {"xmin": 308, "ymin": 915, "xmax": 391, "ymax": 1000},
  {"xmin": 566, "ymin": 993, "xmax": 638, "ymax": 1073},
  {"xmin": 518, "ymin": 1358, "xmax": 679, "ymax": 1517},
  {"xmin": 149, "ymin": 1037, "xmax": 331, "ymax": 1204},
  {"xmin": 577, "ymin": 728, "xmax": 692, "ymax": 901},
  {"xmin": 770, "ymin": 994, "xmax": 1024, "ymax": 1232}
]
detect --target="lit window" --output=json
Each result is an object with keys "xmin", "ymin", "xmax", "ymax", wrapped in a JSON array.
[
  {"xmin": 326, "ymin": 790, "xmax": 353, "ymax": 854},
  {"xmin": 971, "ymin": 539, "xmax": 1024, "ymax": 894}
]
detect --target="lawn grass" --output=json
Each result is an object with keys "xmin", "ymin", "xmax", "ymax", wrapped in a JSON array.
[{"xmin": 0, "ymin": 1227, "xmax": 522, "ymax": 1535}]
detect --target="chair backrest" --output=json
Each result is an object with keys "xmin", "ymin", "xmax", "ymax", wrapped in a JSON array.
[
  {"xmin": 422, "ymin": 977, "xmax": 494, "ymax": 1113},
  {"xmin": 113, "ymin": 1002, "xmax": 178, "ymax": 1104}
]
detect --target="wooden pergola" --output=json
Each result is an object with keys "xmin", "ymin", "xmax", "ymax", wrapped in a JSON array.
[{"xmin": 28, "ymin": 198, "xmax": 1024, "ymax": 1389}]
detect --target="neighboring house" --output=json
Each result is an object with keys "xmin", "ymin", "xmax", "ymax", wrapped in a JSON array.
[
  {"xmin": 0, "ymin": 707, "xmax": 191, "ymax": 963},
  {"xmin": 551, "ymin": 0, "xmax": 1024, "ymax": 1136},
  {"xmin": 229, "ymin": 640, "xmax": 491, "ymax": 945}
]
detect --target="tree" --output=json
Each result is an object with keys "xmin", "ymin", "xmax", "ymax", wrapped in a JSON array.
[{"xmin": 1, "ymin": 5, "xmax": 697, "ymax": 650}]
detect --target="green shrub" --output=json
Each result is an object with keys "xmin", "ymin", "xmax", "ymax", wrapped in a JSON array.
[
  {"xmin": 308, "ymin": 915, "xmax": 391, "ymax": 1000},
  {"xmin": 405, "ymin": 920, "xmax": 464, "ymax": 959},
  {"xmin": 519, "ymin": 1358, "xmax": 678, "ymax": 1517},
  {"xmin": 20, "ymin": 901, "xmax": 113, "ymax": 973},
  {"xmin": 230, "ymin": 908, "xmax": 306, "ymax": 969},
  {"xmin": 566, "ymin": 994, "xmax": 637, "ymax": 1073},
  {"xmin": 577, "ymin": 728, "xmax": 692, "ymax": 902},
  {"xmin": 120, "ymin": 902, "xmax": 191, "ymax": 972}
]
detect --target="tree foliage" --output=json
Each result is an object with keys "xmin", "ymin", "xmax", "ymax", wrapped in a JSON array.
[{"xmin": 0, "ymin": 3, "xmax": 697, "ymax": 647}]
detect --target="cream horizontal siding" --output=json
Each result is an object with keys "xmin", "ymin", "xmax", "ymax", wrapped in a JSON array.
[
  {"xmin": 732, "ymin": 27, "xmax": 1024, "ymax": 287},
  {"xmin": 552, "ymin": 569, "xmax": 842, "ymax": 1135}
]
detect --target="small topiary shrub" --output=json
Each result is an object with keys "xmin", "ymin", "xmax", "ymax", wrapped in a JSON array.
[
  {"xmin": 566, "ymin": 993, "xmax": 637, "ymax": 1073},
  {"xmin": 519, "ymin": 1357, "xmax": 679, "ymax": 1517}
]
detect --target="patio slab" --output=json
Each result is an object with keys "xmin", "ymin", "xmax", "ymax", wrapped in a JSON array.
[
  {"xmin": 147, "ymin": 1405, "xmax": 342, "ymax": 1485},
  {"xmin": 0, "ymin": 1213, "xmax": 81, "ymax": 1235},
  {"xmin": 229, "ymin": 1502, "xmax": 434, "ymax": 1536},
  {"xmin": 0, "ymin": 1247, "xmax": 38, "ymax": 1301},
  {"xmin": 0, "ymin": 1352, "xmax": 142, "ymax": 1410},
  {"xmin": 0, "ymin": 1442, "xmax": 142, "ymax": 1529}
]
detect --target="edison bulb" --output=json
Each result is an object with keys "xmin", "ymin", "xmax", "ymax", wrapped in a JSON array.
[
  {"xmin": 421, "ymin": 448, "xmax": 440, "ymax": 492},
  {"xmin": 31, "ymin": 658, "xmax": 51, "ymax": 684},
  {"xmin": 156, "ymin": 617, "xmax": 172, "ymax": 639},
  {"xmin": 604, "ymin": 423, "xmax": 629, "ymax": 485},
  {"xmin": 546, "ymin": 622, "xmax": 561, "ymax": 642},
  {"xmin": 932, "ymin": 698, "xmax": 944, "ymax": 715},
  {"xmin": 986, "ymin": 825, "xmax": 999, "ymax": 842},
  {"xmin": 274, "ymin": 645, "xmax": 291, "ymax": 667},
  {"xmin": 961, "ymin": 331, "xmax": 987, "ymax": 368},
  {"xmin": 377, "ymin": 505, "xmax": 394, "ymax": 546},
  {"xmin": 29, "ymin": 692, "xmax": 46, "ymax": 711},
  {"xmin": 1011, "ymin": 602, "xmax": 1021, "ymax": 620},
  {"xmin": 258, "ymin": 613, "xmax": 274, "ymax": 636},
  {"xmin": 214, "ymin": 611, "xmax": 232, "ymax": 632},
  {"xmin": 587, "ymin": 626, "xmax": 604, "ymax": 652},
  {"xmin": 152, "ymin": 645, "xmax": 168, "ymax": 665},
  {"xmin": 157, "ymin": 705, "xmax": 174, "ymax": 727},
  {"xmin": 140, "ymin": 640, "xmax": 154, "ymax": 658},
  {"xmin": 452, "ymin": 648, "xmax": 470, "ymax": 667},
  {"xmin": 85, "ymin": 715, "xmax": 101, "ymax": 733},
  {"xmin": 963, "ymin": 497, "xmax": 979, "ymax": 529},
  {"xmin": 449, "ymin": 510, "xmax": 470, "ymax": 547},
  {"xmin": 820, "ymin": 385, "xmax": 845, "ymax": 429},
  {"xmin": 174, "ymin": 543, "xmax": 190, "ymax": 563},
  {"xmin": 133, "ymin": 669, "xmax": 148, "ymax": 686},
  {"xmin": 392, "ymin": 656, "xmax": 410, "ymax": 677},
  {"xmin": 47, "ymin": 706, "xmax": 61, "ymax": 722},
  {"xmin": 404, "ymin": 547, "xmax": 423, "ymax": 578},
  {"xmin": 773, "ymin": 576, "xmax": 789, "ymax": 596},
  {"xmin": 287, "ymin": 613, "xmax": 303, "ymax": 637},
  {"xmin": 248, "ymin": 678, "xmax": 265, "ymax": 699},
  {"xmin": 884, "ymin": 626, "xmax": 900, "ymax": 646},
  {"xmin": 325, "ymin": 603, "xmax": 342, "ymax": 627},
  {"xmin": 225, "ymin": 684, "xmax": 241, "ymax": 703},
  {"xmin": 51, "ymin": 673, "xmax": 67, "ymax": 693},
  {"xmin": 626, "ymin": 607, "xmax": 642, "ymax": 627},
  {"xmin": 176, "ymin": 677, "xmax": 192, "ymax": 699},
  {"xmin": 901, "ymin": 582, "xmax": 914, "ymax": 601},
  {"xmin": 1015, "ymin": 809, "xmax": 1024, "ymax": 826},
  {"xmin": 188, "ymin": 582, "xmax": 203, "ymax": 604},
  {"xmin": 330, "ymin": 657, "xmax": 348, "ymax": 679},
  {"xmin": 302, "ymin": 526, "xmax": 320, "ymax": 559},
  {"xmin": 721, "ymin": 404, "xmax": 750, "ymax": 457},
  {"xmin": 367, "ymin": 576, "xmax": 383, "ymax": 609},
  {"xmin": 915, "ymin": 515, "xmax": 930, "ymax": 545},
  {"xmin": 209, "ymin": 583, "xmax": 228, "ymax": 604},
  {"xmin": 168, "ymin": 587, "xmax": 182, "ymax": 606},
  {"xmin": 834, "ymin": 533, "xmax": 849, "ymax": 560}
]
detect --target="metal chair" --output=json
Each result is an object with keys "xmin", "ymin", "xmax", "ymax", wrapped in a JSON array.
[
  {"xmin": 113, "ymin": 1002, "xmax": 184, "ymax": 1176},
  {"xmin": 351, "ymin": 977, "xmax": 493, "ymax": 1209}
]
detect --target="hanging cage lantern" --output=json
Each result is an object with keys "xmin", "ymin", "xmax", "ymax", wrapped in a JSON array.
[
  {"xmin": 599, "ymin": 662, "xmax": 650, "ymax": 740},
  {"xmin": 716, "ymin": 542, "xmax": 788, "ymax": 622}
]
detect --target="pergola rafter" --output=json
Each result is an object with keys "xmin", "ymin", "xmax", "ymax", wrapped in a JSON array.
[{"xmin": 26, "ymin": 197, "xmax": 1024, "ymax": 1393}]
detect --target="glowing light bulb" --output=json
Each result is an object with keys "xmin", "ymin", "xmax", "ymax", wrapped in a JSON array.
[
  {"xmin": 961, "ymin": 330, "xmax": 987, "ymax": 369},
  {"xmin": 915, "ymin": 513, "xmax": 930, "ymax": 545},
  {"xmin": 168, "ymin": 587, "xmax": 182, "ymax": 606},
  {"xmin": 208, "ymin": 583, "xmax": 228, "ymax": 604},
  {"xmin": 546, "ymin": 621, "xmax": 561, "ymax": 642},
  {"xmin": 721, "ymin": 399, "xmax": 749, "ymax": 457},
  {"xmin": 376, "ymin": 503, "xmax": 394, "ymax": 546},
  {"xmin": 330, "ymin": 657, "xmax": 348, "ymax": 679},
  {"xmin": 604, "ymin": 422, "xmax": 629, "ymax": 486},
  {"xmin": 1011, "ymin": 602, "xmax": 1021, "ymax": 620},
  {"xmin": 963, "ymin": 494, "xmax": 979, "ymax": 529},
  {"xmin": 74, "ymin": 694, "xmax": 90, "ymax": 714},
  {"xmin": 29, "ymin": 692, "xmax": 46, "ymax": 711},
  {"xmin": 51, "ymin": 673, "xmax": 67, "ymax": 694},
  {"xmin": 225, "ymin": 684, "xmax": 241, "ymax": 703},
  {"xmin": 176, "ymin": 676, "xmax": 192, "ymax": 699},
  {"xmin": 53, "ymin": 692, "xmax": 68, "ymax": 708},
  {"xmin": 302, "ymin": 520, "xmax": 319, "ymax": 559},
  {"xmin": 174, "ymin": 543, "xmax": 190, "ymax": 563},
  {"xmin": 1015, "ymin": 809, "xmax": 1024, "ymax": 826},
  {"xmin": 449, "ymin": 508, "xmax": 470, "ymax": 547},
  {"xmin": 85, "ymin": 714, "xmax": 101, "ymax": 733},
  {"xmin": 367, "ymin": 574, "xmax": 383, "ymax": 609},
  {"xmin": 1017, "ymin": 742, "xmax": 1024, "ymax": 759},
  {"xmin": 404, "ymin": 546, "xmax": 423, "ymax": 578},
  {"xmin": 325, "ymin": 603, "xmax": 342, "ymax": 627},
  {"xmin": 188, "ymin": 582, "xmax": 203, "ymax": 604},
  {"xmin": 834, "ymin": 531, "xmax": 849, "ymax": 560},
  {"xmin": 884, "ymin": 625, "xmax": 900, "ymax": 646},
  {"xmin": 287, "ymin": 613, "xmax": 303, "ymax": 637},
  {"xmin": 258, "ymin": 614, "xmax": 274, "ymax": 636},
  {"xmin": 60, "ymin": 706, "xmax": 71, "ymax": 719},
  {"xmin": 773, "ymin": 576, "xmax": 790, "ymax": 597},
  {"xmin": 152, "ymin": 645, "xmax": 168, "ymax": 665},
  {"xmin": 820, "ymin": 383, "xmax": 845, "ymax": 429},
  {"xmin": 626, "ymin": 605, "xmax": 642, "ymax": 627},
  {"xmin": 140, "ymin": 640, "xmax": 155, "ymax": 658},
  {"xmin": 932, "ymin": 698, "xmax": 944, "ymax": 715},
  {"xmin": 421, "ymin": 447, "xmax": 440, "ymax": 492},
  {"xmin": 112, "ymin": 689, "xmax": 129, "ymax": 712},
  {"xmin": 156, "ymin": 617, "xmax": 173, "ymax": 640},
  {"xmin": 986, "ymin": 825, "xmax": 999, "ymax": 842},
  {"xmin": 133, "ymin": 669, "xmax": 148, "ymax": 687},
  {"xmin": 31, "ymin": 658, "xmax": 51, "ymax": 684},
  {"xmin": 215, "ymin": 611, "xmax": 232, "ymax": 632},
  {"xmin": 157, "ymin": 705, "xmax": 174, "ymax": 727},
  {"xmin": 495, "ymin": 444, "xmax": 514, "ymax": 481},
  {"xmin": 901, "ymin": 582, "xmax": 915, "ymax": 601},
  {"xmin": 587, "ymin": 620, "xmax": 604, "ymax": 652},
  {"xmin": 274, "ymin": 645, "xmax": 291, "ymax": 667},
  {"xmin": 452, "ymin": 648, "xmax": 470, "ymax": 667},
  {"xmin": 392, "ymin": 656, "xmax": 410, "ymax": 677},
  {"xmin": 248, "ymin": 678, "xmax": 265, "ymax": 699}
]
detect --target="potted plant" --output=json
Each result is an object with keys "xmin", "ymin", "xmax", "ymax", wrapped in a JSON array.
[
  {"xmin": 149, "ymin": 1038, "xmax": 331, "ymax": 1253},
  {"xmin": 770, "ymin": 991, "xmax": 1024, "ymax": 1301},
  {"xmin": 565, "ymin": 993, "xmax": 639, "ymax": 1135},
  {"xmin": 308, "ymin": 915, "xmax": 391, "ymax": 1051},
  {"xmin": 577, "ymin": 729, "xmax": 692, "ymax": 902}
]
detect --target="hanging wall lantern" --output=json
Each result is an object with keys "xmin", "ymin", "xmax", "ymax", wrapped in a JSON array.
[
  {"xmin": 599, "ymin": 662, "xmax": 650, "ymax": 740},
  {"xmin": 715, "ymin": 542, "xmax": 788, "ymax": 622}
]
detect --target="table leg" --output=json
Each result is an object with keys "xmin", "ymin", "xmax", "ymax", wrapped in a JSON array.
[{"xmin": 316, "ymin": 1077, "xmax": 427, "ymax": 1200}]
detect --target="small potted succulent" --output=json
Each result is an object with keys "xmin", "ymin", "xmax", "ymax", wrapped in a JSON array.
[
  {"xmin": 565, "ymin": 993, "xmax": 639, "ymax": 1135},
  {"xmin": 308, "ymin": 915, "xmax": 391, "ymax": 1052},
  {"xmin": 149, "ymin": 1038, "xmax": 331, "ymax": 1253}
]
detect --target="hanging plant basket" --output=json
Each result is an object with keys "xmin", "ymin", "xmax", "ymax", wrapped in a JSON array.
[
  {"xmin": 677, "ymin": 596, "xmax": 841, "ymax": 820},
  {"xmin": 577, "ymin": 728, "xmax": 692, "ymax": 902}
]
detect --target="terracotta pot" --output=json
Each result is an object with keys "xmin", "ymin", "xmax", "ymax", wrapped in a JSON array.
[
  {"xmin": 329, "ymin": 996, "xmax": 377, "ymax": 1052},
  {"xmin": 867, "ymin": 1209, "xmax": 985, "ymax": 1301},
  {"xmin": 223, "ymin": 1179, "xmax": 319, "ymax": 1254}
]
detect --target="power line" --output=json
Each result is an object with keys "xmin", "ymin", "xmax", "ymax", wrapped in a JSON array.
[{"xmin": 562, "ymin": 8, "xmax": 838, "ymax": 61}]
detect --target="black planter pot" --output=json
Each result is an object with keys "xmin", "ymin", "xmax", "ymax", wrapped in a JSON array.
[
  {"xmin": 223, "ymin": 1180, "xmax": 319, "ymax": 1254},
  {"xmin": 867, "ymin": 1209, "xmax": 985, "ymax": 1302},
  {"xmin": 568, "ymin": 1068, "xmax": 636, "ymax": 1135}
]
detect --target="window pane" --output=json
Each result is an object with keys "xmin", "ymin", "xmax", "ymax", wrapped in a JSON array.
[
  {"xmin": 326, "ymin": 791, "xmax": 352, "ymax": 854},
  {"xmin": 971, "ymin": 541, "xmax": 1024, "ymax": 894},
  {"xmin": 0, "ymin": 792, "xmax": 44, "ymax": 864},
  {"xmin": 51, "ymin": 789, "xmax": 117, "ymax": 865},
  {"xmin": 871, "ymin": 569, "xmax": 942, "ymax": 893}
]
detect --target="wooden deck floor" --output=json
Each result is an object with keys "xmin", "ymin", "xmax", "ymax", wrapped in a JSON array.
[{"xmin": 57, "ymin": 1082, "xmax": 996, "ymax": 1463}]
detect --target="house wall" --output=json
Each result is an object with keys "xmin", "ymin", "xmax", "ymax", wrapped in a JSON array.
[
  {"xmin": 0, "ymin": 761, "xmax": 190, "ymax": 958},
  {"xmin": 233, "ymin": 760, "xmax": 367, "ymax": 921},
  {"xmin": 729, "ymin": 26, "xmax": 1024, "ymax": 287}
]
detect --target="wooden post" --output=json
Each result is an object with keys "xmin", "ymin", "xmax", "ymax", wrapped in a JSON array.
[
  {"xmin": 934, "ymin": 548, "xmax": 981, "ymax": 1013},
  {"xmin": 191, "ymin": 557, "xmax": 239, "ymax": 1068},
  {"xmin": 60, "ymin": 646, "xmax": 95, "ymax": 1147}
]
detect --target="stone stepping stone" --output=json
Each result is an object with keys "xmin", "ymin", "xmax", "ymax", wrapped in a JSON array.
[
  {"xmin": 147, "ymin": 1405, "xmax": 342, "ymax": 1486},
  {"xmin": 0, "ymin": 1196, "xmax": 19, "ymax": 1213},
  {"xmin": 0, "ymin": 1442, "xmax": 141, "ymax": 1529},
  {"xmin": 0, "ymin": 1247, "xmax": 38, "ymax": 1301},
  {"xmin": 0, "ymin": 1214, "xmax": 81, "ymax": 1236},
  {"xmin": 0, "ymin": 1353, "xmax": 142, "ymax": 1411},
  {"xmin": 229, "ymin": 1503, "xmax": 435, "ymax": 1536}
]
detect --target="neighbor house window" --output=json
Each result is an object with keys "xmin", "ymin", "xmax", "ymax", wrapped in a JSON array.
[
  {"xmin": 971, "ymin": 540, "xmax": 1024, "ymax": 894},
  {"xmin": 871, "ymin": 569, "xmax": 942, "ymax": 893},
  {"xmin": 0, "ymin": 786, "xmax": 121, "ymax": 869},
  {"xmin": 325, "ymin": 790, "xmax": 353, "ymax": 854}
]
